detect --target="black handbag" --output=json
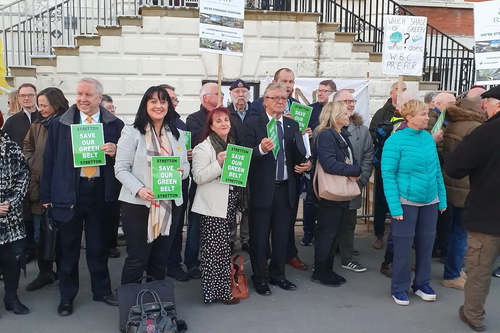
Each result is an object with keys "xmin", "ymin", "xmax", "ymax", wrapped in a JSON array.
[
  {"xmin": 41, "ymin": 206, "xmax": 58, "ymax": 261},
  {"xmin": 126, "ymin": 289, "xmax": 184, "ymax": 333},
  {"xmin": 118, "ymin": 276, "xmax": 187, "ymax": 333}
]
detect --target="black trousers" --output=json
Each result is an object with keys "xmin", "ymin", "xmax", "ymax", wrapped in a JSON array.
[
  {"xmin": 0, "ymin": 239, "xmax": 25, "ymax": 292},
  {"xmin": 250, "ymin": 182, "xmax": 293, "ymax": 283},
  {"xmin": 286, "ymin": 202, "xmax": 300, "ymax": 260},
  {"xmin": 315, "ymin": 203, "xmax": 350, "ymax": 262},
  {"xmin": 435, "ymin": 206, "xmax": 453, "ymax": 258},
  {"xmin": 103, "ymin": 201, "xmax": 120, "ymax": 249},
  {"xmin": 57, "ymin": 178, "xmax": 111, "ymax": 302},
  {"xmin": 373, "ymin": 168, "xmax": 389, "ymax": 238},
  {"xmin": 167, "ymin": 179, "xmax": 189, "ymax": 271},
  {"xmin": 121, "ymin": 202, "xmax": 180, "ymax": 285}
]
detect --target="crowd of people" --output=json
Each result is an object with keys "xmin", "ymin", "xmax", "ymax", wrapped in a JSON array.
[{"xmin": 0, "ymin": 70, "xmax": 499, "ymax": 332}]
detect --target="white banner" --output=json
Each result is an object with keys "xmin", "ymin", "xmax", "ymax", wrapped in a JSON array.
[
  {"xmin": 473, "ymin": 0, "xmax": 500, "ymax": 85},
  {"xmin": 382, "ymin": 15, "xmax": 427, "ymax": 76},
  {"xmin": 293, "ymin": 78, "xmax": 370, "ymax": 127},
  {"xmin": 199, "ymin": 0, "xmax": 244, "ymax": 56}
]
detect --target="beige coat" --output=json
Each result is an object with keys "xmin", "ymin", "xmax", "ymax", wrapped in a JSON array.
[{"xmin": 191, "ymin": 138, "xmax": 230, "ymax": 219}]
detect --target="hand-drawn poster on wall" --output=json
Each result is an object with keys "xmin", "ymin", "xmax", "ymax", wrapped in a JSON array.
[
  {"xmin": 474, "ymin": 0, "xmax": 500, "ymax": 85},
  {"xmin": 199, "ymin": 0, "xmax": 244, "ymax": 56},
  {"xmin": 381, "ymin": 15, "xmax": 427, "ymax": 76}
]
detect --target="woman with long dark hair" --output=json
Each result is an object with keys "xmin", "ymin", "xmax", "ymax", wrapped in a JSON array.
[
  {"xmin": 0, "ymin": 128, "xmax": 30, "ymax": 314},
  {"xmin": 115, "ymin": 86, "xmax": 189, "ymax": 285},
  {"xmin": 191, "ymin": 106, "xmax": 248, "ymax": 304},
  {"xmin": 23, "ymin": 88, "xmax": 69, "ymax": 291}
]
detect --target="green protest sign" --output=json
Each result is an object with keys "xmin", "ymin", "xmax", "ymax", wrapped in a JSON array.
[
  {"xmin": 431, "ymin": 108, "xmax": 446, "ymax": 134},
  {"xmin": 151, "ymin": 157, "xmax": 182, "ymax": 200},
  {"xmin": 290, "ymin": 102, "xmax": 313, "ymax": 132},
  {"xmin": 266, "ymin": 115, "xmax": 279, "ymax": 159},
  {"xmin": 183, "ymin": 131, "xmax": 191, "ymax": 150},
  {"xmin": 220, "ymin": 144, "xmax": 252, "ymax": 187},
  {"xmin": 70, "ymin": 124, "xmax": 106, "ymax": 168}
]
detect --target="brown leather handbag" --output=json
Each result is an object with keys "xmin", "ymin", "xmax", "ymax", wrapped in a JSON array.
[
  {"xmin": 231, "ymin": 255, "xmax": 248, "ymax": 300},
  {"xmin": 313, "ymin": 157, "xmax": 361, "ymax": 202}
]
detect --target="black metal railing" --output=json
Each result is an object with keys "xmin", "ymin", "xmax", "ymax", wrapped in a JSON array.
[{"xmin": 282, "ymin": 0, "xmax": 475, "ymax": 94}]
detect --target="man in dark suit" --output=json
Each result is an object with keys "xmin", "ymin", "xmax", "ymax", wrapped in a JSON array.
[
  {"xmin": 240, "ymin": 82, "xmax": 311, "ymax": 296},
  {"xmin": 248, "ymin": 68, "xmax": 299, "ymax": 118},
  {"xmin": 183, "ymin": 82, "xmax": 222, "ymax": 279},
  {"xmin": 2, "ymin": 83, "xmax": 42, "ymax": 263},
  {"xmin": 42, "ymin": 78, "xmax": 124, "ymax": 316},
  {"xmin": 228, "ymin": 79, "xmax": 251, "ymax": 252}
]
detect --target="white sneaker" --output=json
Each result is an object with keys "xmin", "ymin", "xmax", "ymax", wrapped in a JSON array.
[
  {"xmin": 413, "ymin": 284, "xmax": 437, "ymax": 301},
  {"xmin": 341, "ymin": 261, "xmax": 367, "ymax": 273}
]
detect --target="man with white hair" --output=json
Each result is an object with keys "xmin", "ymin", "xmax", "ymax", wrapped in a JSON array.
[
  {"xmin": 184, "ymin": 82, "xmax": 223, "ymax": 280},
  {"xmin": 41, "ymin": 78, "xmax": 124, "ymax": 316},
  {"xmin": 445, "ymin": 85, "xmax": 500, "ymax": 332},
  {"xmin": 333, "ymin": 90, "xmax": 373, "ymax": 273}
]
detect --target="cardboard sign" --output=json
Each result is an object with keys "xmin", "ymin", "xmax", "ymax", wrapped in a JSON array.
[
  {"xmin": 290, "ymin": 102, "xmax": 313, "ymax": 132},
  {"xmin": 151, "ymin": 157, "xmax": 182, "ymax": 200},
  {"xmin": 220, "ymin": 144, "xmax": 252, "ymax": 187},
  {"xmin": 70, "ymin": 124, "xmax": 106, "ymax": 168},
  {"xmin": 266, "ymin": 115, "xmax": 279, "ymax": 159},
  {"xmin": 381, "ymin": 15, "xmax": 427, "ymax": 76},
  {"xmin": 183, "ymin": 131, "xmax": 192, "ymax": 150}
]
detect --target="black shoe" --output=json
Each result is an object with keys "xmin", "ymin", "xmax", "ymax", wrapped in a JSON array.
[
  {"xmin": 4, "ymin": 295, "xmax": 29, "ymax": 315},
  {"xmin": 241, "ymin": 243, "xmax": 250, "ymax": 252},
  {"xmin": 311, "ymin": 271, "xmax": 341, "ymax": 288},
  {"xmin": 331, "ymin": 271, "xmax": 346, "ymax": 284},
  {"xmin": 230, "ymin": 242, "xmax": 235, "ymax": 253},
  {"xmin": 188, "ymin": 267, "xmax": 202, "ymax": 279},
  {"xmin": 93, "ymin": 294, "xmax": 119, "ymax": 306},
  {"xmin": 26, "ymin": 272, "xmax": 56, "ymax": 291},
  {"xmin": 269, "ymin": 279, "xmax": 297, "ymax": 291},
  {"xmin": 58, "ymin": 301, "xmax": 73, "ymax": 316},
  {"xmin": 167, "ymin": 266, "xmax": 190, "ymax": 282},
  {"xmin": 109, "ymin": 247, "xmax": 121, "ymax": 258},
  {"xmin": 301, "ymin": 232, "xmax": 314, "ymax": 246},
  {"xmin": 459, "ymin": 305, "xmax": 485, "ymax": 332},
  {"xmin": 254, "ymin": 282, "xmax": 271, "ymax": 296}
]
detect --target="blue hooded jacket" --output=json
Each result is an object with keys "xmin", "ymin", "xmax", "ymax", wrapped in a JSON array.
[{"xmin": 381, "ymin": 126, "xmax": 446, "ymax": 217}]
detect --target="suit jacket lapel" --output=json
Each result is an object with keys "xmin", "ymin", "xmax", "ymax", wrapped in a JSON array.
[{"xmin": 260, "ymin": 111, "xmax": 269, "ymax": 133}]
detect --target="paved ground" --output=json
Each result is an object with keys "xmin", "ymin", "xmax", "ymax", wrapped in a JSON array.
[{"xmin": 1, "ymin": 224, "xmax": 499, "ymax": 333}]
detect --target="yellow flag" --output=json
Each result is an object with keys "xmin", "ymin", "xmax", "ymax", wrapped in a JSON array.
[{"xmin": 0, "ymin": 39, "xmax": 10, "ymax": 94}]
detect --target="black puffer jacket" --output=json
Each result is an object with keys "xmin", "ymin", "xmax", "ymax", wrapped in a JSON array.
[{"xmin": 368, "ymin": 98, "xmax": 396, "ymax": 141}]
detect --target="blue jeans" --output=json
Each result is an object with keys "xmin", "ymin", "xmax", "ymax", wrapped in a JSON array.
[
  {"xmin": 443, "ymin": 206, "xmax": 467, "ymax": 280},
  {"xmin": 391, "ymin": 204, "xmax": 437, "ymax": 294},
  {"xmin": 32, "ymin": 214, "xmax": 42, "ymax": 245}
]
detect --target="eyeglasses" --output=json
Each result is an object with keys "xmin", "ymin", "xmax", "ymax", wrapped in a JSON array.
[
  {"xmin": 19, "ymin": 93, "xmax": 35, "ymax": 99},
  {"xmin": 317, "ymin": 89, "xmax": 333, "ymax": 94},
  {"xmin": 341, "ymin": 99, "xmax": 357, "ymax": 105},
  {"xmin": 266, "ymin": 96, "xmax": 287, "ymax": 103},
  {"xmin": 105, "ymin": 105, "xmax": 117, "ymax": 111},
  {"xmin": 171, "ymin": 98, "xmax": 179, "ymax": 104}
]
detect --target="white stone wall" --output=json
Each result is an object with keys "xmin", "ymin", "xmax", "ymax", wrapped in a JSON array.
[{"xmin": 11, "ymin": 13, "xmax": 420, "ymax": 124}]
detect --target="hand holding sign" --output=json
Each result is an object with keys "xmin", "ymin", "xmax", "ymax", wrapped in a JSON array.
[
  {"xmin": 138, "ymin": 187, "xmax": 155, "ymax": 202},
  {"xmin": 217, "ymin": 152, "xmax": 227, "ymax": 166},
  {"xmin": 261, "ymin": 137, "xmax": 274, "ymax": 153},
  {"xmin": 101, "ymin": 142, "xmax": 117, "ymax": 158}
]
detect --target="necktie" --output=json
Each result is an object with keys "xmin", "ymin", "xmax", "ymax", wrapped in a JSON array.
[
  {"xmin": 276, "ymin": 120, "xmax": 285, "ymax": 181},
  {"xmin": 82, "ymin": 115, "xmax": 97, "ymax": 179}
]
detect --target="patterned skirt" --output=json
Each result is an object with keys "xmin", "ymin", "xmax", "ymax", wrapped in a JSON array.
[{"xmin": 200, "ymin": 187, "xmax": 239, "ymax": 303}]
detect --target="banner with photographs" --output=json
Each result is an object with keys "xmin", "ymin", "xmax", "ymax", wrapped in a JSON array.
[
  {"xmin": 199, "ymin": 0, "xmax": 244, "ymax": 56},
  {"xmin": 474, "ymin": 0, "xmax": 500, "ymax": 85}
]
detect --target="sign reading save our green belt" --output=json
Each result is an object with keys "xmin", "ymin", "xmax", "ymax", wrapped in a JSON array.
[
  {"xmin": 220, "ymin": 144, "xmax": 252, "ymax": 187},
  {"xmin": 290, "ymin": 102, "xmax": 313, "ymax": 132},
  {"xmin": 151, "ymin": 157, "xmax": 182, "ymax": 200},
  {"xmin": 70, "ymin": 124, "xmax": 106, "ymax": 168}
]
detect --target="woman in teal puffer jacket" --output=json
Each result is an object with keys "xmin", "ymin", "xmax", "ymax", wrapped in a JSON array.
[{"xmin": 381, "ymin": 99, "xmax": 446, "ymax": 306}]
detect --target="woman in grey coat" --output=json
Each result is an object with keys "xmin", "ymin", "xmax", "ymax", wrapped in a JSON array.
[{"xmin": 333, "ymin": 91, "xmax": 373, "ymax": 273}]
